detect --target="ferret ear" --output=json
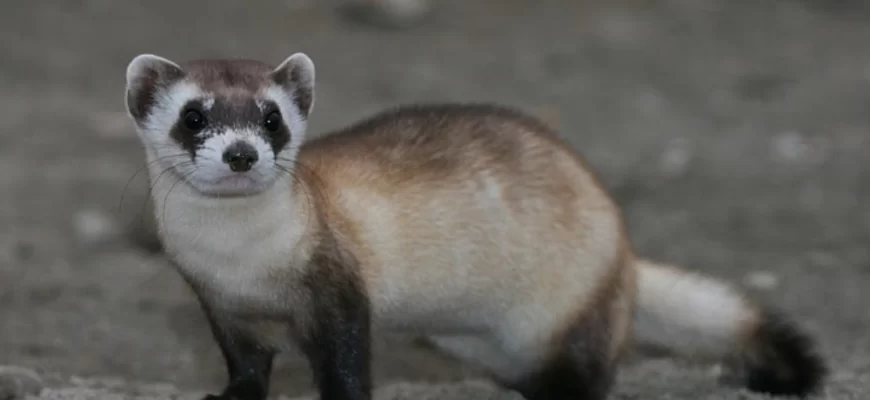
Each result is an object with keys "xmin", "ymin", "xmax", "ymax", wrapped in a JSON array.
[
  {"xmin": 125, "ymin": 54, "xmax": 186, "ymax": 123},
  {"xmin": 270, "ymin": 53, "xmax": 315, "ymax": 118}
]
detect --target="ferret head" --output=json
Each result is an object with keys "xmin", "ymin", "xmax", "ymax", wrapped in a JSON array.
[{"xmin": 124, "ymin": 53, "xmax": 315, "ymax": 197}]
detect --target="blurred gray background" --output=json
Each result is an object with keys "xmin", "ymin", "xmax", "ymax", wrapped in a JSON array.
[{"xmin": 0, "ymin": 0, "xmax": 868, "ymax": 399}]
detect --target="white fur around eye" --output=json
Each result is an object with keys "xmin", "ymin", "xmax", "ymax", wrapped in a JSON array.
[{"xmin": 138, "ymin": 81, "xmax": 204, "ymax": 149}]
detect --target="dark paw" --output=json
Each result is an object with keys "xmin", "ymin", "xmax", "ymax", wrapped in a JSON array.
[
  {"xmin": 201, "ymin": 393, "xmax": 245, "ymax": 400},
  {"xmin": 200, "ymin": 387, "xmax": 264, "ymax": 400}
]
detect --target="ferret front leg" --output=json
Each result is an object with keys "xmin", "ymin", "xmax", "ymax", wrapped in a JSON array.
[
  {"xmin": 200, "ymin": 305, "xmax": 276, "ymax": 400},
  {"xmin": 301, "ymin": 314, "xmax": 372, "ymax": 400},
  {"xmin": 300, "ymin": 247, "xmax": 373, "ymax": 400}
]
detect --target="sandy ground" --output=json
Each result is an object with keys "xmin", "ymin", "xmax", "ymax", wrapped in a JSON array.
[{"xmin": 1, "ymin": 0, "xmax": 869, "ymax": 399}]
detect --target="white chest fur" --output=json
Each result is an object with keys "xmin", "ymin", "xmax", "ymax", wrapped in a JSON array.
[{"xmin": 150, "ymin": 173, "xmax": 305, "ymax": 314}]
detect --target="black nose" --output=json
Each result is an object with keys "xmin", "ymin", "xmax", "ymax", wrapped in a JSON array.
[{"xmin": 222, "ymin": 141, "xmax": 259, "ymax": 172}]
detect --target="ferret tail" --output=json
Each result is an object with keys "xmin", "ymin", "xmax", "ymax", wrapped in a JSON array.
[{"xmin": 632, "ymin": 258, "xmax": 827, "ymax": 397}]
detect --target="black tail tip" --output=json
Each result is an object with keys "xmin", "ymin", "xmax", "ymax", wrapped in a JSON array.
[{"xmin": 742, "ymin": 309, "xmax": 827, "ymax": 397}]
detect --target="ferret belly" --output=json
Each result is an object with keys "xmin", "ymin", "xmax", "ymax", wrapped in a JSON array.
[
  {"xmin": 365, "ymin": 236, "xmax": 614, "ymax": 341},
  {"xmin": 356, "ymin": 195, "xmax": 615, "ymax": 337},
  {"xmin": 369, "ymin": 257, "xmax": 507, "ymax": 335}
]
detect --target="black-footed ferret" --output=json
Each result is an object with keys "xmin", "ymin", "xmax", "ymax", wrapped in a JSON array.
[{"xmin": 123, "ymin": 53, "xmax": 826, "ymax": 400}]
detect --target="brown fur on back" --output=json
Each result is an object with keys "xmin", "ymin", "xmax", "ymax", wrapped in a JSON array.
[
  {"xmin": 301, "ymin": 103, "xmax": 609, "ymax": 192},
  {"xmin": 296, "ymin": 103, "xmax": 625, "ymax": 293}
]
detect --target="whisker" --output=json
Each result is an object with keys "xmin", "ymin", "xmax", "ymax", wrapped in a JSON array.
[
  {"xmin": 134, "ymin": 160, "xmax": 194, "ymax": 231},
  {"xmin": 271, "ymin": 158, "xmax": 330, "ymax": 237},
  {"xmin": 118, "ymin": 153, "xmax": 189, "ymax": 213},
  {"xmin": 160, "ymin": 167, "xmax": 199, "ymax": 233},
  {"xmin": 270, "ymin": 164, "xmax": 319, "ymax": 250},
  {"xmin": 269, "ymin": 166, "xmax": 295, "ymax": 201}
]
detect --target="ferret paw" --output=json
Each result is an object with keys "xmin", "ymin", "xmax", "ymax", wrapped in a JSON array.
[
  {"xmin": 200, "ymin": 390, "xmax": 263, "ymax": 400},
  {"xmin": 200, "ymin": 394, "xmax": 243, "ymax": 400}
]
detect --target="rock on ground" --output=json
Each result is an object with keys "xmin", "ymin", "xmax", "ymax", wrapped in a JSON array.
[{"xmin": 0, "ymin": 366, "xmax": 43, "ymax": 400}]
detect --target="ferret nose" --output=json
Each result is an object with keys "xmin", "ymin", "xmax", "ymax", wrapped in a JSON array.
[{"xmin": 222, "ymin": 141, "xmax": 259, "ymax": 172}]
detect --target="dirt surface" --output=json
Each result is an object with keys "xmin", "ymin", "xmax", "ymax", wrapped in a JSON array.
[{"xmin": 1, "ymin": 0, "xmax": 868, "ymax": 399}]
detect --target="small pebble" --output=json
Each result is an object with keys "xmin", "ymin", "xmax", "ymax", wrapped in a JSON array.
[
  {"xmin": 744, "ymin": 270, "xmax": 780, "ymax": 290},
  {"xmin": 771, "ymin": 131, "xmax": 809, "ymax": 163},
  {"xmin": 72, "ymin": 208, "xmax": 120, "ymax": 245},
  {"xmin": 707, "ymin": 363, "xmax": 723, "ymax": 377},
  {"xmin": 659, "ymin": 138, "xmax": 693, "ymax": 178},
  {"xmin": 0, "ymin": 366, "xmax": 43, "ymax": 400}
]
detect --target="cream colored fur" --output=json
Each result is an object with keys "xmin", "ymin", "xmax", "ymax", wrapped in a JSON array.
[{"xmin": 633, "ymin": 259, "xmax": 759, "ymax": 360}]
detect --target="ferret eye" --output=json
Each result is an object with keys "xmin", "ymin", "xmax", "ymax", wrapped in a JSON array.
[
  {"xmin": 182, "ymin": 109, "xmax": 207, "ymax": 132},
  {"xmin": 263, "ymin": 111, "xmax": 282, "ymax": 132}
]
